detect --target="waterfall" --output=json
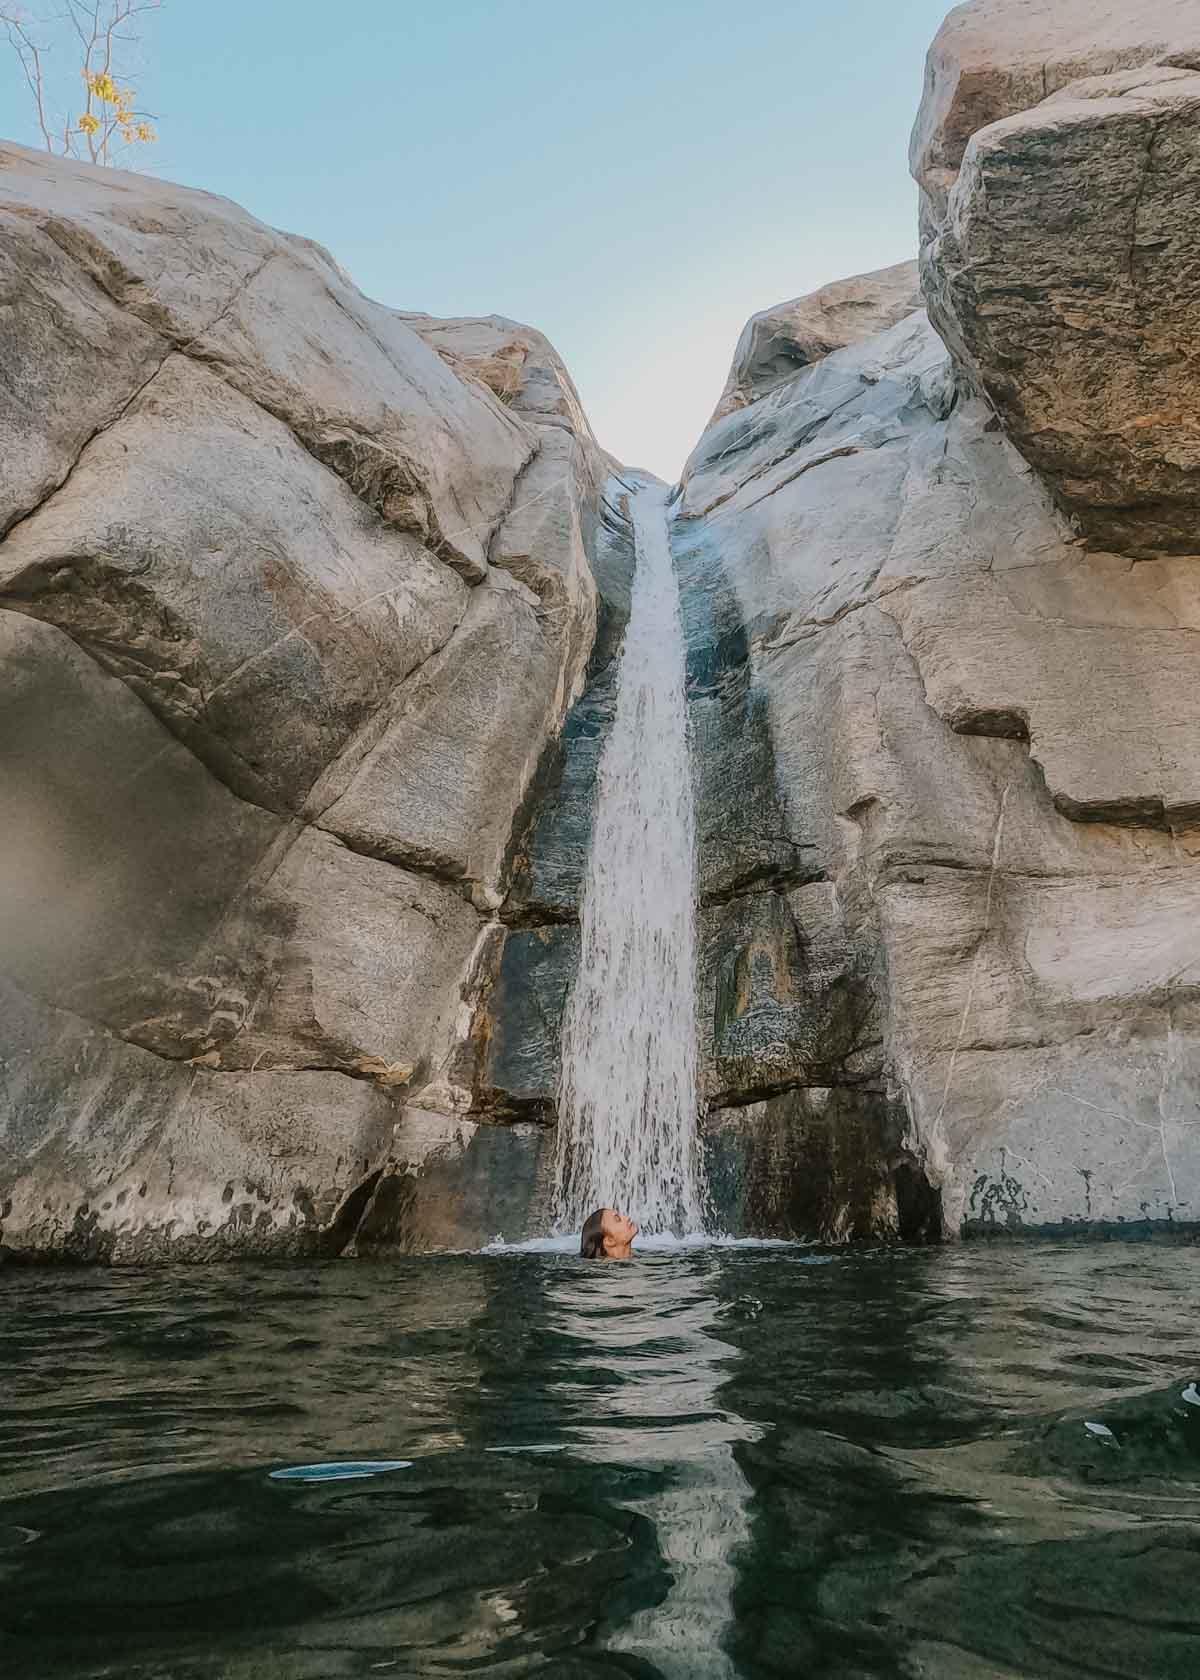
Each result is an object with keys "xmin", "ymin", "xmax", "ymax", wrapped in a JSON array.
[{"xmin": 553, "ymin": 480, "xmax": 705, "ymax": 1235}]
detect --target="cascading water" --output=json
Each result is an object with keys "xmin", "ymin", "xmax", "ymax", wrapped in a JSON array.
[{"xmin": 553, "ymin": 480, "xmax": 705, "ymax": 1235}]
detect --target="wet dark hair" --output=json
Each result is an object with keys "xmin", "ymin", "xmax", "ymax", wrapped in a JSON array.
[{"xmin": 580, "ymin": 1209, "xmax": 606, "ymax": 1259}]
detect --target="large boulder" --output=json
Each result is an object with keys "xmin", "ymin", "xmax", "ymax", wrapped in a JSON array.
[
  {"xmin": 0, "ymin": 146, "xmax": 614, "ymax": 1257},
  {"xmin": 910, "ymin": 0, "xmax": 1200, "ymax": 219},
  {"xmin": 1, "ymin": 352, "xmax": 469, "ymax": 814},
  {"xmin": 708, "ymin": 261, "xmax": 922, "ymax": 423},
  {"xmin": 0, "ymin": 143, "xmax": 533, "ymax": 576},
  {"xmin": 316, "ymin": 571, "xmax": 568, "ymax": 898},
  {"xmin": 913, "ymin": 2, "xmax": 1200, "ymax": 552},
  {"xmin": 676, "ymin": 288, "xmax": 1200, "ymax": 1236}
]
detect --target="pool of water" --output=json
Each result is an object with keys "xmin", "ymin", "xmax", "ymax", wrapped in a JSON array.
[{"xmin": 2, "ymin": 1243, "xmax": 1199, "ymax": 1678}]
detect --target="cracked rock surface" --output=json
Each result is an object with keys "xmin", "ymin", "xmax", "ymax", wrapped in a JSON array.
[
  {"xmin": 915, "ymin": 0, "xmax": 1200, "ymax": 551},
  {"xmin": 677, "ymin": 0, "xmax": 1200, "ymax": 1231},
  {"xmin": 0, "ymin": 145, "xmax": 613, "ymax": 1259},
  {"xmin": 708, "ymin": 260, "xmax": 923, "ymax": 425}
]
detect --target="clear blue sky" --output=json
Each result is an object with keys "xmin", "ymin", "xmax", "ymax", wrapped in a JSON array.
[{"xmin": 3, "ymin": 0, "xmax": 951, "ymax": 478}]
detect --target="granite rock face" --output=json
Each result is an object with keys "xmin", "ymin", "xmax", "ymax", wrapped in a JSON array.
[
  {"xmin": 0, "ymin": 146, "xmax": 531, "ymax": 576},
  {"xmin": 680, "ymin": 302, "xmax": 1200, "ymax": 1237},
  {"xmin": 709, "ymin": 260, "xmax": 923, "ymax": 424},
  {"xmin": 666, "ymin": 0, "xmax": 1200, "ymax": 1238},
  {"xmin": 0, "ymin": 144, "xmax": 612, "ymax": 1258},
  {"xmin": 910, "ymin": 0, "xmax": 1200, "ymax": 221},
  {"xmin": 915, "ymin": 0, "xmax": 1200, "ymax": 552}
]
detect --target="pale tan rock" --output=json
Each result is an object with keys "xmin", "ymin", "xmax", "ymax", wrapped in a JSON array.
[
  {"xmin": 487, "ymin": 424, "xmax": 599, "ymax": 691},
  {"xmin": 883, "ymin": 547, "xmax": 1200, "ymax": 824},
  {"xmin": 0, "ymin": 977, "xmax": 397, "ymax": 1261},
  {"xmin": 0, "ymin": 150, "xmax": 611, "ymax": 1257},
  {"xmin": 924, "ymin": 70, "xmax": 1200, "ymax": 552},
  {"xmin": 317, "ymin": 572, "xmax": 567, "ymax": 895},
  {"xmin": 679, "ymin": 293, "xmax": 1200, "ymax": 1235},
  {"xmin": 912, "ymin": 3, "xmax": 1200, "ymax": 552},
  {"xmin": 0, "ymin": 612, "xmax": 487, "ymax": 1086},
  {"xmin": 0, "ymin": 353, "xmax": 469, "ymax": 813},
  {"xmin": 398, "ymin": 311, "xmax": 599, "ymax": 443},
  {"xmin": 0, "ymin": 141, "xmax": 534, "ymax": 577},
  {"xmin": 910, "ymin": 0, "xmax": 1200, "ymax": 216},
  {"xmin": 202, "ymin": 828, "xmax": 486, "ymax": 1078},
  {"xmin": 0, "ymin": 208, "xmax": 166, "ymax": 536},
  {"xmin": 401, "ymin": 311, "xmax": 607, "ymax": 690},
  {"xmin": 709, "ymin": 260, "xmax": 923, "ymax": 422},
  {"xmin": 0, "ymin": 609, "xmax": 280, "ymax": 1038},
  {"xmin": 326, "ymin": 310, "xmax": 614, "ymax": 893}
]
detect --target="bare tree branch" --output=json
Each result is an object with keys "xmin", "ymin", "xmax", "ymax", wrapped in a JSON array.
[
  {"xmin": 1, "ymin": 11, "xmax": 56, "ymax": 151},
  {"xmin": 2, "ymin": 0, "xmax": 161, "ymax": 164}
]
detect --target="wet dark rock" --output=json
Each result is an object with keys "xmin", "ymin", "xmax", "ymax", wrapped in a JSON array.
[
  {"xmin": 503, "ymin": 665, "xmax": 619, "ymax": 925},
  {"xmin": 469, "ymin": 486, "xmax": 638, "ymax": 1156},
  {"xmin": 670, "ymin": 456, "xmax": 917, "ymax": 1239},
  {"xmin": 673, "ymin": 516, "xmax": 809, "ymax": 906},
  {"xmin": 351, "ymin": 1118, "xmax": 554, "ymax": 1253},
  {"xmin": 504, "ymin": 489, "xmax": 637, "ymax": 926},
  {"xmin": 699, "ymin": 882, "xmax": 883, "ymax": 1108},
  {"xmin": 480, "ymin": 926, "xmax": 581, "ymax": 1123},
  {"xmin": 703, "ymin": 1088, "xmax": 916, "ymax": 1242}
]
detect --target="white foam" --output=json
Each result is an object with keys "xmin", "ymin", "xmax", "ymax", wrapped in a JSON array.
[{"xmin": 480, "ymin": 1231, "xmax": 827, "ymax": 1256}]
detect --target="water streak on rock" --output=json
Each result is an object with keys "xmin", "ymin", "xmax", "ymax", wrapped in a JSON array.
[{"xmin": 554, "ymin": 482, "xmax": 705, "ymax": 1233}]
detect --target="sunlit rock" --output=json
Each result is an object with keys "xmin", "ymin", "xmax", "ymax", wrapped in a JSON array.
[
  {"xmin": 914, "ymin": 0, "xmax": 1200, "ymax": 551},
  {"xmin": 709, "ymin": 259, "xmax": 922, "ymax": 423}
]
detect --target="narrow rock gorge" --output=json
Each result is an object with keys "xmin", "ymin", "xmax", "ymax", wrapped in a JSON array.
[{"xmin": 2, "ymin": 0, "xmax": 1198, "ymax": 1258}]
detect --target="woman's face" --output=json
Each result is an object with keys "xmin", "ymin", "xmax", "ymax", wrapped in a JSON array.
[{"xmin": 602, "ymin": 1208, "xmax": 638, "ymax": 1250}]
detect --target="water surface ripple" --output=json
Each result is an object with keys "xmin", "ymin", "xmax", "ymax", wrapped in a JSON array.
[{"xmin": 2, "ymin": 1244, "xmax": 1199, "ymax": 1677}]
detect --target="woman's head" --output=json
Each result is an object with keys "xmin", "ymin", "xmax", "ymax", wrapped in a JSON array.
[{"xmin": 580, "ymin": 1207, "xmax": 638, "ymax": 1260}]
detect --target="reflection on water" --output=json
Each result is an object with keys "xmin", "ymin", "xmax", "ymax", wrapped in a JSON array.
[
  {"xmin": 543, "ymin": 1253, "xmax": 762, "ymax": 1677},
  {"xmin": 1, "ymin": 1244, "xmax": 1199, "ymax": 1677}
]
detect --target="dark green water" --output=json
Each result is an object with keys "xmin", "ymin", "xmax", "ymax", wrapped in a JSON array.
[{"xmin": 2, "ymin": 1243, "xmax": 1199, "ymax": 1679}]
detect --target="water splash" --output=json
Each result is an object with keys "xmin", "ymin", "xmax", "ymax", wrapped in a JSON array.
[
  {"xmin": 553, "ymin": 481, "xmax": 705, "ymax": 1234},
  {"xmin": 482, "ymin": 1233, "xmax": 821, "ymax": 1255}
]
